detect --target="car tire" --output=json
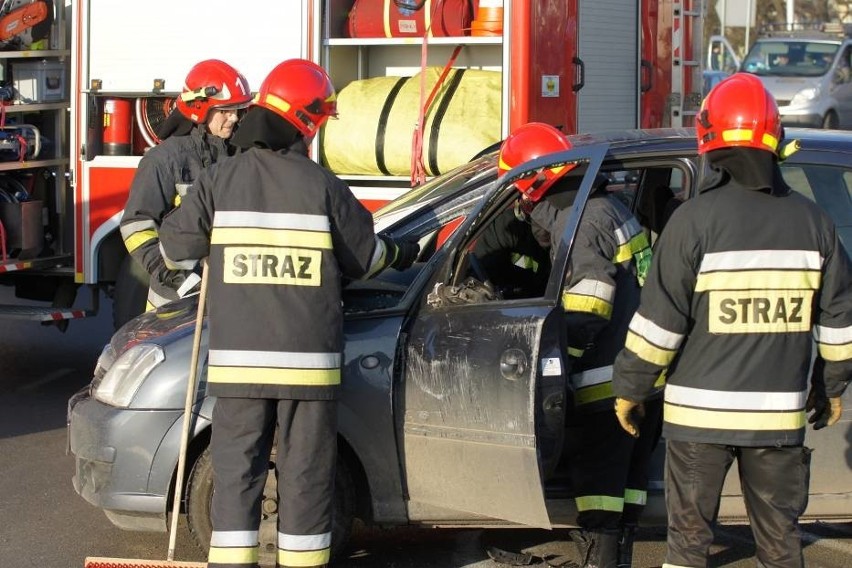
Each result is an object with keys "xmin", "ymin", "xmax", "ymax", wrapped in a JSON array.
[
  {"xmin": 112, "ymin": 254, "xmax": 148, "ymax": 330},
  {"xmin": 186, "ymin": 444, "xmax": 356, "ymax": 563},
  {"xmin": 822, "ymin": 111, "xmax": 839, "ymax": 130}
]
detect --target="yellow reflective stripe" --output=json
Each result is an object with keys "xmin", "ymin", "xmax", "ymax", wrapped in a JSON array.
[
  {"xmin": 211, "ymin": 227, "xmax": 333, "ymax": 248},
  {"xmin": 278, "ymin": 548, "xmax": 331, "ymax": 567},
  {"xmin": 575, "ymin": 495, "xmax": 624, "ymax": 513},
  {"xmin": 208, "ymin": 545, "xmax": 259, "ymax": 564},
  {"xmin": 576, "ymin": 375, "xmax": 663, "ymax": 405},
  {"xmin": 208, "ymin": 366, "xmax": 341, "ymax": 386},
  {"xmin": 819, "ymin": 341, "xmax": 852, "ymax": 362},
  {"xmin": 624, "ymin": 488, "xmax": 647, "ymax": 506},
  {"xmin": 763, "ymin": 133, "xmax": 779, "ymax": 150},
  {"xmin": 613, "ymin": 233, "xmax": 650, "ymax": 264},
  {"xmin": 625, "ymin": 330, "xmax": 678, "ymax": 366},
  {"xmin": 664, "ymin": 403, "xmax": 806, "ymax": 431},
  {"xmin": 173, "ymin": 194, "xmax": 181, "ymax": 207},
  {"xmin": 695, "ymin": 270, "xmax": 820, "ymax": 291},
  {"xmin": 124, "ymin": 230, "xmax": 157, "ymax": 252},
  {"xmin": 562, "ymin": 291, "xmax": 613, "ymax": 319},
  {"xmin": 567, "ymin": 346, "xmax": 585, "ymax": 358},
  {"xmin": 719, "ymin": 129, "xmax": 777, "ymax": 150},
  {"xmin": 575, "ymin": 381, "xmax": 613, "ymax": 405},
  {"xmin": 260, "ymin": 92, "xmax": 291, "ymax": 115}
]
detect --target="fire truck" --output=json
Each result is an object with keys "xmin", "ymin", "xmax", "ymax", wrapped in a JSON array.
[{"xmin": 0, "ymin": 0, "xmax": 705, "ymax": 329}]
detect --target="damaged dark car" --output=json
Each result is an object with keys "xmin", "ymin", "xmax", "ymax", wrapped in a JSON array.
[{"xmin": 68, "ymin": 128, "xmax": 852, "ymax": 559}]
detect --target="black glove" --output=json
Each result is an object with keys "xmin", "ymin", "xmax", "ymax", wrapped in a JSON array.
[
  {"xmin": 154, "ymin": 260, "xmax": 199, "ymax": 296},
  {"xmin": 389, "ymin": 239, "xmax": 420, "ymax": 271}
]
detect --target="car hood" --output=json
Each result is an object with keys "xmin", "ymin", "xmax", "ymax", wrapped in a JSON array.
[
  {"xmin": 108, "ymin": 266, "xmax": 423, "ymax": 357},
  {"xmin": 756, "ymin": 75, "xmax": 822, "ymax": 100}
]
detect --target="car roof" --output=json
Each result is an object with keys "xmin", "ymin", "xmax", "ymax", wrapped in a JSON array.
[{"xmin": 565, "ymin": 127, "xmax": 852, "ymax": 156}]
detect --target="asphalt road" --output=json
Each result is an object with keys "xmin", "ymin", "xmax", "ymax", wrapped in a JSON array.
[{"xmin": 1, "ymin": 287, "xmax": 851, "ymax": 567}]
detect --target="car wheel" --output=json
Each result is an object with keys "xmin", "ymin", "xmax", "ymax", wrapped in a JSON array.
[
  {"xmin": 112, "ymin": 254, "xmax": 148, "ymax": 330},
  {"xmin": 186, "ymin": 444, "xmax": 356, "ymax": 563},
  {"xmin": 822, "ymin": 111, "xmax": 839, "ymax": 130}
]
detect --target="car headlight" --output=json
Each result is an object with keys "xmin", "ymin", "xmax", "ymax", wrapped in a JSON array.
[
  {"xmin": 790, "ymin": 87, "xmax": 819, "ymax": 107},
  {"xmin": 93, "ymin": 344, "xmax": 165, "ymax": 407}
]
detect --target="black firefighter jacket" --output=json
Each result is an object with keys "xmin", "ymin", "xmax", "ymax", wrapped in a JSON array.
[
  {"xmin": 158, "ymin": 147, "xmax": 394, "ymax": 400},
  {"xmin": 120, "ymin": 126, "xmax": 228, "ymax": 308},
  {"xmin": 530, "ymin": 183, "xmax": 654, "ymax": 413},
  {"xmin": 612, "ymin": 176, "xmax": 852, "ymax": 447}
]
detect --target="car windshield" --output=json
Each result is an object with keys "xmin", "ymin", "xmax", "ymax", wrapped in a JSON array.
[
  {"xmin": 373, "ymin": 155, "xmax": 496, "ymax": 231},
  {"xmin": 742, "ymin": 40, "xmax": 839, "ymax": 77}
]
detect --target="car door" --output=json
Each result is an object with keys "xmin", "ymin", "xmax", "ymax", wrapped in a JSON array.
[
  {"xmin": 398, "ymin": 144, "xmax": 609, "ymax": 529},
  {"xmin": 829, "ymin": 44, "xmax": 852, "ymax": 128}
]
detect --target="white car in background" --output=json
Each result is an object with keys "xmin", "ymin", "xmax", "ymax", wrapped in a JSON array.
[{"xmin": 741, "ymin": 25, "xmax": 852, "ymax": 129}]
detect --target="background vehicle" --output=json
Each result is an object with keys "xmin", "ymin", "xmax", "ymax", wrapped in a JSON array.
[
  {"xmin": 68, "ymin": 128, "xmax": 852, "ymax": 561},
  {"xmin": 1, "ymin": 0, "xmax": 708, "ymax": 329},
  {"xmin": 741, "ymin": 23, "xmax": 852, "ymax": 129}
]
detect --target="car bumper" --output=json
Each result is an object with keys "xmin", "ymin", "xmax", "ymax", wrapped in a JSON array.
[
  {"xmin": 67, "ymin": 388, "xmax": 183, "ymax": 531},
  {"xmin": 779, "ymin": 107, "xmax": 822, "ymax": 128}
]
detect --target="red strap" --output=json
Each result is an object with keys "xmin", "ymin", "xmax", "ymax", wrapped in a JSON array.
[
  {"xmin": 16, "ymin": 133, "xmax": 26, "ymax": 161},
  {"xmin": 410, "ymin": 2, "xmax": 462, "ymax": 187}
]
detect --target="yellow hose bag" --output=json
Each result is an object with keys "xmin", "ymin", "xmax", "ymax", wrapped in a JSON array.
[{"xmin": 321, "ymin": 67, "xmax": 501, "ymax": 177}]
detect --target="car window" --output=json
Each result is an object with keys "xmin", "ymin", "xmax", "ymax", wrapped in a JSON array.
[
  {"xmin": 743, "ymin": 40, "xmax": 840, "ymax": 77},
  {"xmin": 780, "ymin": 163, "xmax": 852, "ymax": 253},
  {"xmin": 373, "ymin": 155, "xmax": 494, "ymax": 228}
]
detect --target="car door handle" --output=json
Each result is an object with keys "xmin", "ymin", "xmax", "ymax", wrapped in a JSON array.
[{"xmin": 500, "ymin": 348, "xmax": 528, "ymax": 381}]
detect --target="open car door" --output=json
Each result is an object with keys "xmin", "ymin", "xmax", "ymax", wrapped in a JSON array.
[{"xmin": 399, "ymin": 144, "xmax": 610, "ymax": 528}]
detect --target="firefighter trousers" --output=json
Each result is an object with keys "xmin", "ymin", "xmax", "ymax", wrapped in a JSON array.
[
  {"xmin": 208, "ymin": 397, "xmax": 337, "ymax": 568},
  {"xmin": 571, "ymin": 397, "xmax": 663, "ymax": 529},
  {"xmin": 663, "ymin": 440, "xmax": 811, "ymax": 568}
]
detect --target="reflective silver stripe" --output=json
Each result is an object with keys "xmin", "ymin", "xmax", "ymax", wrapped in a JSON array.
[
  {"xmin": 120, "ymin": 219, "xmax": 157, "ymax": 239},
  {"xmin": 699, "ymin": 249, "xmax": 823, "ymax": 272},
  {"xmin": 147, "ymin": 286, "xmax": 172, "ymax": 308},
  {"xmin": 814, "ymin": 324, "xmax": 852, "ymax": 345},
  {"xmin": 158, "ymin": 242, "xmax": 198, "ymax": 270},
  {"xmin": 570, "ymin": 365, "xmax": 613, "ymax": 389},
  {"xmin": 628, "ymin": 313, "xmax": 684, "ymax": 350},
  {"xmin": 364, "ymin": 235, "xmax": 390, "ymax": 278},
  {"xmin": 566, "ymin": 278, "xmax": 615, "ymax": 303},
  {"xmin": 209, "ymin": 349, "xmax": 341, "ymax": 369},
  {"xmin": 278, "ymin": 531, "xmax": 332, "ymax": 550},
  {"xmin": 614, "ymin": 217, "xmax": 643, "ymax": 245},
  {"xmin": 214, "ymin": 211, "xmax": 330, "ymax": 231},
  {"xmin": 211, "ymin": 530, "xmax": 258, "ymax": 547},
  {"xmin": 665, "ymin": 384, "xmax": 807, "ymax": 411}
]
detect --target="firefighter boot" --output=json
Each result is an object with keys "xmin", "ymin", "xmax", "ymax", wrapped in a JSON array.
[
  {"xmin": 568, "ymin": 529, "xmax": 619, "ymax": 568},
  {"xmin": 616, "ymin": 525, "xmax": 636, "ymax": 568}
]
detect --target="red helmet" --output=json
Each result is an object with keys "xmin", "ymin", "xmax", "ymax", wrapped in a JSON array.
[
  {"xmin": 176, "ymin": 59, "xmax": 252, "ymax": 124},
  {"xmin": 253, "ymin": 59, "xmax": 338, "ymax": 138},
  {"xmin": 498, "ymin": 122, "xmax": 575, "ymax": 202},
  {"xmin": 696, "ymin": 72, "xmax": 782, "ymax": 155}
]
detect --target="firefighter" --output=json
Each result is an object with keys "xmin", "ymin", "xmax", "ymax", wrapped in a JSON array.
[
  {"xmin": 119, "ymin": 59, "xmax": 252, "ymax": 318},
  {"xmin": 611, "ymin": 73, "xmax": 852, "ymax": 568},
  {"xmin": 157, "ymin": 58, "xmax": 419, "ymax": 568},
  {"xmin": 497, "ymin": 123, "xmax": 661, "ymax": 568}
]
